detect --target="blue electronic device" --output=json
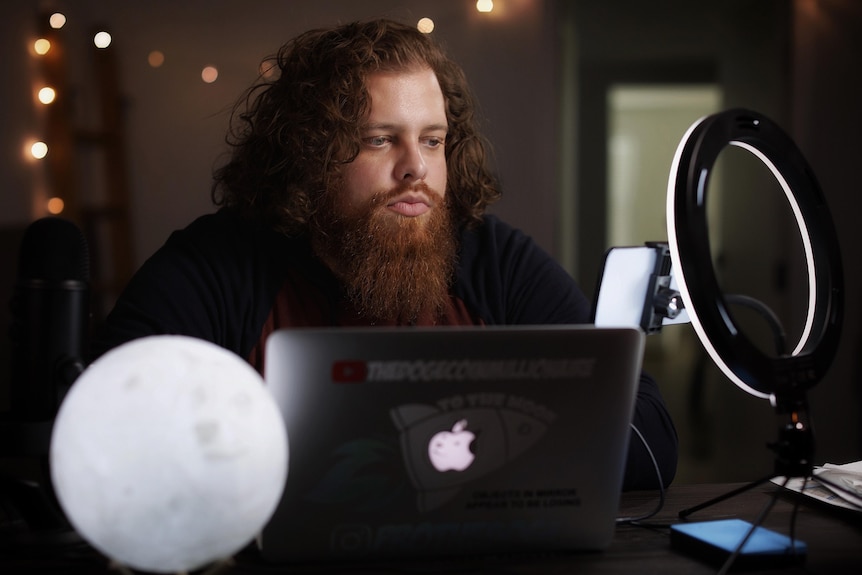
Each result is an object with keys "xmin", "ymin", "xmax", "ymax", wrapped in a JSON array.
[{"xmin": 670, "ymin": 519, "xmax": 807, "ymax": 569}]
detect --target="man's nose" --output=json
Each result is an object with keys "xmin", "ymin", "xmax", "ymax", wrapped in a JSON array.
[{"xmin": 396, "ymin": 142, "xmax": 428, "ymax": 182}]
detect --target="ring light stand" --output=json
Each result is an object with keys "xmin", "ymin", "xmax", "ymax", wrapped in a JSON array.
[{"xmin": 666, "ymin": 109, "xmax": 844, "ymax": 531}]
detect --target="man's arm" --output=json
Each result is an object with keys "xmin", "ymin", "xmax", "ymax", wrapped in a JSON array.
[
  {"xmin": 454, "ymin": 214, "xmax": 591, "ymax": 326},
  {"xmin": 456, "ymin": 215, "xmax": 678, "ymax": 489},
  {"xmin": 91, "ymin": 210, "xmax": 283, "ymax": 362}
]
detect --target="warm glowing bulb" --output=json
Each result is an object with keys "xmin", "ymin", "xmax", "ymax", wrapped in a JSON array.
[
  {"xmin": 148, "ymin": 50, "xmax": 165, "ymax": 68},
  {"xmin": 201, "ymin": 66, "xmax": 219, "ymax": 83},
  {"xmin": 38, "ymin": 87, "xmax": 56, "ymax": 104},
  {"xmin": 47, "ymin": 197, "xmax": 65, "ymax": 214},
  {"xmin": 50, "ymin": 13, "xmax": 67, "ymax": 29},
  {"xmin": 34, "ymin": 38, "xmax": 51, "ymax": 55},
  {"xmin": 259, "ymin": 60, "xmax": 278, "ymax": 80},
  {"xmin": 417, "ymin": 17, "xmax": 435, "ymax": 34},
  {"xmin": 94, "ymin": 31, "xmax": 112, "ymax": 49},
  {"xmin": 31, "ymin": 141, "xmax": 48, "ymax": 159},
  {"xmin": 477, "ymin": 0, "xmax": 494, "ymax": 12}
]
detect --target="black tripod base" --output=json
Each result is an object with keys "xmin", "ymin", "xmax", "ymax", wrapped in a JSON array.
[{"xmin": 678, "ymin": 473, "xmax": 776, "ymax": 520}]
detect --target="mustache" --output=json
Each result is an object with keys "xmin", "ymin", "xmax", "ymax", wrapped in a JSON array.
[{"xmin": 371, "ymin": 181, "xmax": 444, "ymax": 206}]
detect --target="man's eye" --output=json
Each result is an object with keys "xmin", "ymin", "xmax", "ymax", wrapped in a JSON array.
[
  {"xmin": 424, "ymin": 137, "xmax": 445, "ymax": 148},
  {"xmin": 364, "ymin": 136, "xmax": 390, "ymax": 147}
]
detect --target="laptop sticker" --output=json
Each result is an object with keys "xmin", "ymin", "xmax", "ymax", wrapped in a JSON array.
[{"xmin": 391, "ymin": 393, "xmax": 555, "ymax": 511}]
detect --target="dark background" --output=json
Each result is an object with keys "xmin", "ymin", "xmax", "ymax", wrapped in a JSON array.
[{"xmin": 1, "ymin": 0, "xmax": 860, "ymax": 485}]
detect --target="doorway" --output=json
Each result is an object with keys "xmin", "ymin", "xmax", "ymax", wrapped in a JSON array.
[{"xmin": 606, "ymin": 84, "xmax": 722, "ymax": 248}]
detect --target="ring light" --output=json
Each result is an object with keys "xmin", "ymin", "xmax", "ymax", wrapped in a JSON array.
[{"xmin": 666, "ymin": 109, "xmax": 843, "ymax": 403}]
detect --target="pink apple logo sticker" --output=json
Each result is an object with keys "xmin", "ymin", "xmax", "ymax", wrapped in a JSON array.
[{"xmin": 428, "ymin": 419, "xmax": 476, "ymax": 472}]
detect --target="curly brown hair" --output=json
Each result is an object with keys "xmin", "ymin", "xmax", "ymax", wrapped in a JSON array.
[{"xmin": 211, "ymin": 19, "xmax": 500, "ymax": 235}]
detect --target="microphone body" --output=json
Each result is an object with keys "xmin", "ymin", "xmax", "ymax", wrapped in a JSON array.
[{"xmin": 9, "ymin": 217, "xmax": 91, "ymax": 423}]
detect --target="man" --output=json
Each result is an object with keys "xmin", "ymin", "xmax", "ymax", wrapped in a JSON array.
[{"xmin": 94, "ymin": 19, "xmax": 677, "ymax": 489}]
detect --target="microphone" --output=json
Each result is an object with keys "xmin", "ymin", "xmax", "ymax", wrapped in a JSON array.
[{"xmin": 9, "ymin": 217, "xmax": 91, "ymax": 423}]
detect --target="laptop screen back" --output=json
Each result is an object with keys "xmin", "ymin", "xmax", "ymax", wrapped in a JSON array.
[{"xmin": 260, "ymin": 325, "xmax": 644, "ymax": 562}]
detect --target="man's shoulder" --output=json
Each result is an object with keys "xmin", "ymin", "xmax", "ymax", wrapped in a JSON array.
[
  {"xmin": 453, "ymin": 214, "xmax": 587, "ymax": 324},
  {"xmin": 460, "ymin": 213, "xmax": 513, "ymax": 241},
  {"xmin": 459, "ymin": 213, "xmax": 534, "ymax": 256},
  {"xmin": 143, "ymin": 209, "xmax": 309, "ymax": 281},
  {"xmin": 167, "ymin": 209, "xmax": 298, "ymax": 253},
  {"xmin": 178, "ymin": 208, "xmax": 260, "ymax": 239},
  {"xmin": 465, "ymin": 212, "xmax": 513, "ymax": 232}
]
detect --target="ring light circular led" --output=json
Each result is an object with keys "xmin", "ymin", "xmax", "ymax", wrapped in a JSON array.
[{"xmin": 666, "ymin": 109, "xmax": 842, "ymax": 401}]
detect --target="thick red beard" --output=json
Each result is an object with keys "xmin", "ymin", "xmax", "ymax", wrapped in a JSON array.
[{"xmin": 311, "ymin": 183, "xmax": 457, "ymax": 324}]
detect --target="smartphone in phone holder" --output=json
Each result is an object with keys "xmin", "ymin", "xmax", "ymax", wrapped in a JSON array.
[{"xmin": 591, "ymin": 241, "xmax": 689, "ymax": 334}]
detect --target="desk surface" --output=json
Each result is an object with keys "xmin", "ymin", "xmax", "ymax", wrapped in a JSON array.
[{"xmin": 3, "ymin": 482, "xmax": 862, "ymax": 574}]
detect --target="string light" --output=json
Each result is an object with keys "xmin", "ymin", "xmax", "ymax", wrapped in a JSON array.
[
  {"xmin": 30, "ymin": 141, "xmax": 49, "ymax": 159},
  {"xmin": 93, "ymin": 31, "xmax": 112, "ymax": 49},
  {"xmin": 201, "ymin": 66, "xmax": 218, "ymax": 83},
  {"xmin": 47, "ymin": 197, "xmax": 65, "ymax": 215},
  {"xmin": 49, "ymin": 13, "xmax": 67, "ymax": 29},
  {"xmin": 259, "ymin": 60, "xmax": 279, "ymax": 80},
  {"xmin": 34, "ymin": 38, "xmax": 51, "ymax": 55},
  {"xmin": 417, "ymin": 17, "xmax": 435, "ymax": 34},
  {"xmin": 477, "ymin": 0, "xmax": 494, "ymax": 13},
  {"xmin": 38, "ymin": 87, "xmax": 56, "ymax": 105},
  {"xmin": 30, "ymin": 14, "xmax": 66, "ymax": 220},
  {"xmin": 148, "ymin": 50, "xmax": 165, "ymax": 68}
]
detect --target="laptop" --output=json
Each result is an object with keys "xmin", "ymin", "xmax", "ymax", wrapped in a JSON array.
[{"xmin": 259, "ymin": 324, "xmax": 644, "ymax": 562}]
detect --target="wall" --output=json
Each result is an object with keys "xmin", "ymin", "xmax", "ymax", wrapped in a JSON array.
[
  {"xmin": 791, "ymin": 0, "xmax": 862, "ymax": 469},
  {"xmin": 0, "ymin": 0, "xmax": 559, "ymax": 262},
  {"xmin": 563, "ymin": 0, "xmax": 861, "ymax": 481},
  {"xmin": 0, "ymin": 0, "xmax": 559, "ymax": 412},
  {"xmin": 1, "ymin": 0, "xmax": 859, "ymax": 482}
]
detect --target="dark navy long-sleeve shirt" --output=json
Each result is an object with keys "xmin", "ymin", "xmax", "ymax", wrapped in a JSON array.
[{"xmin": 93, "ymin": 208, "xmax": 678, "ymax": 489}]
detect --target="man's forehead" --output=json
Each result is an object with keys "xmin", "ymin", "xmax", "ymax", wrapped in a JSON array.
[{"xmin": 363, "ymin": 68, "xmax": 447, "ymax": 125}]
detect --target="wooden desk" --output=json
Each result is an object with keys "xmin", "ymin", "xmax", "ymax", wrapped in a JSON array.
[
  {"xmin": 593, "ymin": 482, "xmax": 862, "ymax": 574},
  {"xmin": 3, "ymin": 482, "xmax": 861, "ymax": 573}
]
